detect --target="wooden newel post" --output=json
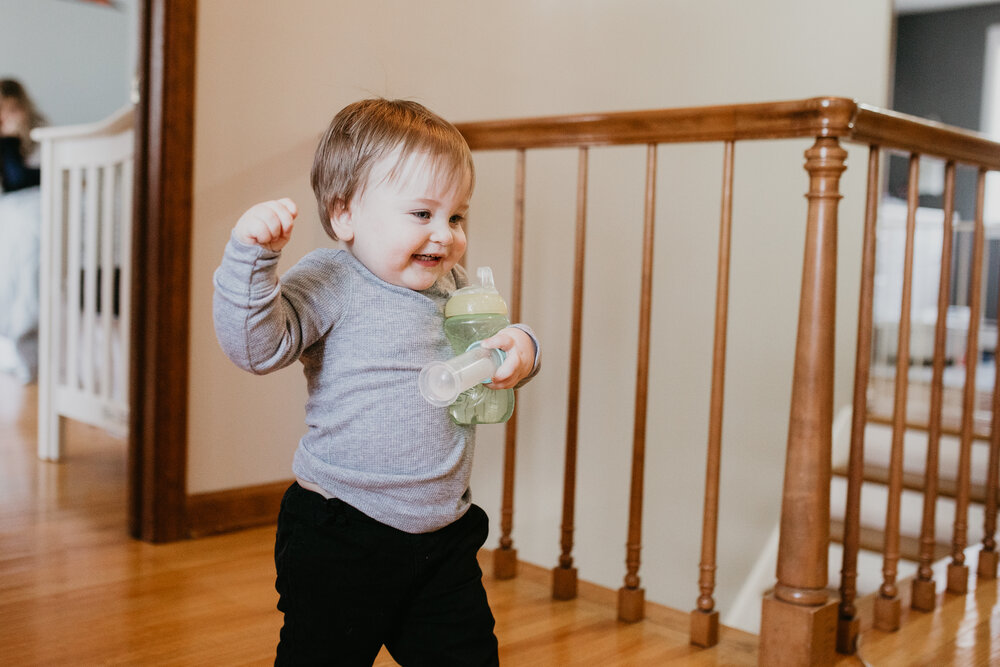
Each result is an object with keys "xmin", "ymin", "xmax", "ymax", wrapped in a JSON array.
[{"xmin": 759, "ymin": 137, "xmax": 845, "ymax": 666}]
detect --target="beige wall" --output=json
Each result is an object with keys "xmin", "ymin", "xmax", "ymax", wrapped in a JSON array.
[{"xmin": 188, "ymin": 0, "xmax": 892, "ymax": 617}]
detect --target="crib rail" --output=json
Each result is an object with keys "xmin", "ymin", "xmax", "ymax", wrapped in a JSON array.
[
  {"xmin": 33, "ymin": 106, "xmax": 135, "ymax": 461},
  {"xmin": 455, "ymin": 96, "xmax": 1000, "ymax": 664}
]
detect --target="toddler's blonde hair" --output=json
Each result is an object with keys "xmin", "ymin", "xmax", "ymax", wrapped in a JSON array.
[{"xmin": 311, "ymin": 98, "xmax": 475, "ymax": 241}]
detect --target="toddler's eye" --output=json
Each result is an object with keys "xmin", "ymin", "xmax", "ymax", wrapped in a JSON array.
[
  {"xmin": 449, "ymin": 214, "xmax": 465, "ymax": 226},
  {"xmin": 411, "ymin": 210, "xmax": 431, "ymax": 220}
]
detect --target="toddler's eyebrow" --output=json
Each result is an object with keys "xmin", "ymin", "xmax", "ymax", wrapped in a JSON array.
[{"xmin": 411, "ymin": 197, "xmax": 469, "ymax": 211}]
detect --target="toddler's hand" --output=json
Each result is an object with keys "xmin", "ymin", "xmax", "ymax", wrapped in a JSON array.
[
  {"xmin": 233, "ymin": 198, "xmax": 298, "ymax": 252},
  {"xmin": 481, "ymin": 327, "xmax": 537, "ymax": 390}
]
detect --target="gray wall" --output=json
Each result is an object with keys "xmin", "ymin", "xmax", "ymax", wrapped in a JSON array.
[
  {"xmin": 890, "ymin": 2, "xmax": 1000, "ymax": 218},
  {"xmin": 0, "ymin": 0, "xmax": 137, "ymax": 126}
]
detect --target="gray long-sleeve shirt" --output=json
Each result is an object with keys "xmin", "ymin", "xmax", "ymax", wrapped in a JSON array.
[{"xmin": 214, "ymin": 236, "xmax": 483, "ymax": 533}]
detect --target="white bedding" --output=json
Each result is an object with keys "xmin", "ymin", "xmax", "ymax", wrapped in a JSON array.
[{"xmin": 0, "ymin": 186, "xmax": 41, "ymax": 383}]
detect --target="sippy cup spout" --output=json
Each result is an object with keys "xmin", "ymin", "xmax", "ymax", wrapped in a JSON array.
[
  {"xmin": 477, "ymin": 266, "xmax": 494, "ymax": 290},
  {"xmin": 444, "ymin": 266, "xmax": 508, "ymax": 319}
]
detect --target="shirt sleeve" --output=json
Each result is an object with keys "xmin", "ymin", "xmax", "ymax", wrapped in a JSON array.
[
  {"xmin": 508, "ymin": 322, "xmax": 541, "ymax": 388},
  {"xmin": 212, "ymin": 234, "xmax": 341, "ymax": 374}
]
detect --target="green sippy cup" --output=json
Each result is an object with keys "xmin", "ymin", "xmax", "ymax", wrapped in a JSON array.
[{"xmin": 431, "ymin": 266, "xmax": 515, "ymax": 425}]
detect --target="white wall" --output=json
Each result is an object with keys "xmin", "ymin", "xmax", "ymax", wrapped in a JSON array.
[
  {"xmin": 0, "ymin": 0, "xmax": 137, "ymax": 126},
  {"xmin": 188, "ymin": 0, "xmax": 892, "ymax": 620}
]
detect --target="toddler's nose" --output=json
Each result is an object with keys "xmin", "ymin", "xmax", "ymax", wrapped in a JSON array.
[{"xmin": 429, "ymin": 221, "xmax": 454, "ymax": 245}]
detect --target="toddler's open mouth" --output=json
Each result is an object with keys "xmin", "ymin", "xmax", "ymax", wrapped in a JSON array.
[{"xmin": 413, "ymin": 254, "xmax": 443, "ymax": 264}]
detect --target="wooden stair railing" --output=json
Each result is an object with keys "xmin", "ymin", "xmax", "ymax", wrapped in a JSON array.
[
  {"xmin": 836, "ymin": 159, "xmax": 999, "ymax": 644},
  {"xmin": 455, "ymin": 97, "xmax": 1000, "ymax": 666},
  {"xmin": 837, "ymin": 144, "xmax": 881, "ymax": 650},
  {"xmin": 551, "ymin": 146, "xmax": 588, "ymax": 601},
  {"xmin": 911, "ymin": 160, "xmax": 957, "ymax": 614},
  {"xmin": 692, "ymin": 139, "xmax": 736, "ymax": 648},
  {"xmin": 946, "ymin": 170, "xmax": 986, "ymax": 598},
  {"xmin": 492, "ymin": 149, "xmax": 526, "ymax": 581},
  {"xmin": 876, "ymin": 153, "xmax": 923, "ymax": 633}
]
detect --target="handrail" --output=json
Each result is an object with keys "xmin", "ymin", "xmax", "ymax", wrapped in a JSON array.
[
  {"xmin": 851, "ymin": 104, "xmax": 1000, "ymax": 168},
  {"xmin": 456, "ymin": 97, "xmax": 1000, "ymax": 166},
  {"xmin": 456, "ymin": 96, "xmax": 1000, "ymax": 665}
]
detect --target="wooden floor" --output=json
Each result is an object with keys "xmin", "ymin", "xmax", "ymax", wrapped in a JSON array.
[{"xmin": 1, "ymin": 372, "xmax": 998, "ymax": 665}]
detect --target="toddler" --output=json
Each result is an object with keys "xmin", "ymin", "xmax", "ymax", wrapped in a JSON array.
[{"xmin": 213, "ymin": 98, "xmax": 539, "ymax": 666}]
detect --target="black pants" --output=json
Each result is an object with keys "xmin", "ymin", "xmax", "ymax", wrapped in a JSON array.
[{"xmin": 274, "ymin": 483, "xmax": 499, "ymax": 666}]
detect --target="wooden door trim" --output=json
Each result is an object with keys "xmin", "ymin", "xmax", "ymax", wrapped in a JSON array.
[{"xmin": 129, "ymin": 0, "xmax": 197, "ymax": 542}]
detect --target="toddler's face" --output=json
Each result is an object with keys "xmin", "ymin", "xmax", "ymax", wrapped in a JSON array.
[{"xmin": 335, "ymin": 151, "xmax": 470, "ymax": 291}]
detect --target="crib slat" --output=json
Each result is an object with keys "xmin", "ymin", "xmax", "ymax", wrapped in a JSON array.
[
  {"xmin": 53, "ymin": 170, "xmax": 65, "ymax": 390},
  {"xmin": 66, "ymin": 167, "xmax": 84, "ymax": 392},
  {"xmin": 553, "ymin": 147, "xmax": 589, "ymax": 601},
  {"xmin": 81, "ymin": 165, "xmax": 101, "ymax": 395},
  {"xmin": 619, "ymin": 143, "xmax": 657, "ymax": 623},
  {"xmin": 36, "ymin": 144, "xmax": 63, "ymax": 460},
  {"xmin": 119, "ymin": 157, "xmax": 134, "ymax": 407},
  {"xmin": 100, "ymin": 164, "xmax": 116, "ymax": 398},
  {"xmin": 947, "ymin": 169, "xmax": 988, "ymax": 594},
  {"xmin": 911, "ymin": 161, "xmax": 957, "ymax": 612},
  {"xmin": 690, "ymin": 140, "xmax": 735, "ymax": 648}
]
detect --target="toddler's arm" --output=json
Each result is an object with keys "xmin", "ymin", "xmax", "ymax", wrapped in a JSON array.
[
  {"xmin": 481, "ymin": 325, "xmax": 540, "ymax": 390},
  {"xmin": 214, "ymin": 198, "xmax": 320, "ymax": 374}
]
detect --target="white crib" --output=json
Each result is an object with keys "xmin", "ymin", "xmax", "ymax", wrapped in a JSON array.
[{"xmin": 32, "ymin": 106, "xmax": 135, "ymax": 461}]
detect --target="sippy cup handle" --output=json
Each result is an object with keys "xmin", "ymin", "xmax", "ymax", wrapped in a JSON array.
[{"xmin": 418, "ymin": 343, "xmax": 506, "ymax": 407}]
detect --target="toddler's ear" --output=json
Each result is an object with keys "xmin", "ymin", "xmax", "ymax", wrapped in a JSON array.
[{"xmin": 329, "ymin": 199, "xmax": 354, "ymax": 242}]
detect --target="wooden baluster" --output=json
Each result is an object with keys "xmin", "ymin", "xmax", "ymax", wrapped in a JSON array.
[
  {"xmin": 553, "ymin": 147, "xmax": 588, "ymax": 600},
  {"xmin": 912, "ymin": 161, "xmax": 957, "ymax": 612},
  {"xmin": 837, "ymin": 145, "xmax": 881, "ymax": 653},
  {"xmin": 759, "ymin": 137, "xmax": 844, "ymax": 666},
  {"xmin": 494, "ymin": 148, "xmax": 526, "ymax": 580},
  {"xmin": 948, "ymin": 168, "xmax": 987, "ymax": 594},
  {"xmin": 618, "ymin": 143, "xmax": 657, "ymax": 623},
  {"xmin": 981, "ymin": 180, "xmax": 1000, "ymax": 582},
  {"xmin": 690, "ymin": 140, "xmax": 734, "ymax": 647},
  {"xmin": 875, "ymin": 154, "xmax": 922, "ymax": 632}
]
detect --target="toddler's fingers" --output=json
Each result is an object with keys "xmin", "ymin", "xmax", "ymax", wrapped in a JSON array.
[
  {"xmin": 236, "ymin": 215, "xmax": 275, "ymax": 246},
  {"xmin": 480, "ymin": 330, "xmax": 514, "ymax": 352},
  {"xmin": 491, "ymin": 357, "xmax": 516, "ymax": 383},
  {"xmin": 483, "ymin": 329, "xmax": 533, "ymax": 388},
  {"xmin": 261, "ymin": 199, "xmax": 297, "ymax": 238},
  {"xmin": 486, "ymin": 352, "xmax": 526, "ymax": 389},
  {"xmin": 276, "ymin": 197, "xmax": 299, "ymax": 217}
]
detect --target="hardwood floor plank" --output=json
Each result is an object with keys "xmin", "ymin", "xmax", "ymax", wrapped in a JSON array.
[
  {"xmin": 4, "ymin": 373, "xmax": 1000, "ymax": 665},
  {"xmin": 854, "ymin": 570, "xmax": 1000, "ymax": 667}
]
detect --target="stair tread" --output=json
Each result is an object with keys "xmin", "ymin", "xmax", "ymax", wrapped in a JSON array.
[
  {"xmin": 832, "ymin": 463, "xmax": 991, "ymax": 504},
  {"xmin": 830, "ymin": 519, "xmax": 952, "ymax": 562},
  {"xmin": 866, "ymin": 413, "xmax": 991, "ymax": 442}
]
